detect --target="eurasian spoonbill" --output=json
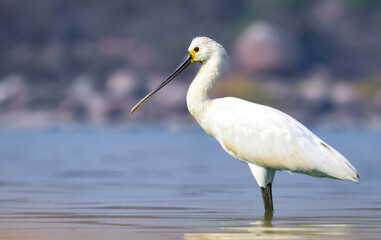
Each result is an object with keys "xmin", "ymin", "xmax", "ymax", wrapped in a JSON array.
[{"xmin": 131, "ymin": 37, "xmax": 359, "ymax": 214}]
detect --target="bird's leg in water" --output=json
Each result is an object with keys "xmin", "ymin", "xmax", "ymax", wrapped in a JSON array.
[{"xmin": 260, "ymin": 183, "xmax": 273, "ymax": 214}]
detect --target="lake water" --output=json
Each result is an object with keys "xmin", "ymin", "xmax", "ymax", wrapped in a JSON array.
[{"xmin": 0, "ymin": 126, "xmax": 380, "ymax": 240}]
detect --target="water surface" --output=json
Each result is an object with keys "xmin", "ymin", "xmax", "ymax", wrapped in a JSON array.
[{"xmin": 0, "ymin": 127, "xmax": 380, "ymax": 239}]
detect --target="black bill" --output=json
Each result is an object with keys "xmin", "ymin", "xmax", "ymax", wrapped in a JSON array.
[{"xmin": 130, "ymin": 53, "xmax": 192, "ymax": 114}]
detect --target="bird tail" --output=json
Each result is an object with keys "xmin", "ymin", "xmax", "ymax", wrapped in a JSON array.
[{"xmin": 318, "ymin": 141, "xmax": 359, "ymax": 182}]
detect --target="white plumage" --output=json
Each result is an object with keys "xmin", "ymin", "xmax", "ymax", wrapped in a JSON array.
[
  {"xmin": 131, "ymin": 36, "xmax": 359, "ymax": 214},
  {"xmin": 205, "ymin": 97, "xmax": 358, "ymax": 184}
]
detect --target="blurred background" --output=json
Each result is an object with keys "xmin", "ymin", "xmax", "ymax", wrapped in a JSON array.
[
  {"xmin": 0, "ymin": 0, "xmax": 381, "ymax": 129},
  {"xmin": 1, "ymin": 1, "xmax": 381, "ymax": 239}
]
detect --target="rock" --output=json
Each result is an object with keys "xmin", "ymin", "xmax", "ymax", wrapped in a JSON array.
[
  {"xmin": 69, "ymin": 75, "xmax": 108, "ymax": 123},
  {"xmin": 373, "ymin": 90, "xmax": 381, "ymax": 110},
  {"xmin": 300, "ymin": 70, "xmax": 330, "ymax": 102},
  {"xmin": 70, "ymin": 75, "xmax": 98, "ymax": 105},
  {"xmin": 106, "ymin": 69, "xmax": 140, "ymax": 99},
  {"xmin": 0, "ymin": 74, "xmax": 29, "ymax": 110},
  {"xmin": 330, "ymin": 82, "xmax": 360, "ymax": 106},
  {"xmin": 234, "ymin": 21, "xmax": 298, "ymax": 73}
]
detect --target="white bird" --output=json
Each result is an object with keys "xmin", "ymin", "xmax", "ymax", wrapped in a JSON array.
[{"xmin": 131, "ymin": 36, "xmax": 359, "ymax": 215}]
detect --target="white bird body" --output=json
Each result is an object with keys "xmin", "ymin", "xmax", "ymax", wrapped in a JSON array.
[
  {"xmin": 185, "ymin": 37, "xmax": 358, "ymax": 188},
  {"xmin": 131, "ymin": 36, "xmax": 359, "ymax": 213},
  {"xmin": 196, "ymin": 97, "xmax": 358, "ymax": 186}
]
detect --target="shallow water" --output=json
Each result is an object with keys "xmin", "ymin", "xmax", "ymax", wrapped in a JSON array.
[{"xmin": 0, "ymin": 126, "xmax": 380, "ymax": 240}]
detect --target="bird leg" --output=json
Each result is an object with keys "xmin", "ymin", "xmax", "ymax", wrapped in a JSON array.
[{"xmin": 260, "ymin": 183, "xmax": 273, "ymax": 214}]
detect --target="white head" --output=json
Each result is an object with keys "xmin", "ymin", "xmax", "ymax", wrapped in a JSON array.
[
  {"xmin": 131, "ymin": 36, "xmax": 228, "ymax": 114},
  {"xmin": 188, "ymin": 37, "xmax": 228, "ymax": 65}
]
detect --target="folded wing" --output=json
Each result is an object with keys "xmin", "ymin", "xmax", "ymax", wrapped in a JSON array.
[{"xmin": 206, "ymin": 97, "xmax": 359, "ymax": 181}]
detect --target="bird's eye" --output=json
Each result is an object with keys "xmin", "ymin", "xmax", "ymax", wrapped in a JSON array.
[{"xmin": 194, "ymin": 47, "xmax": 199, "ymax": 52}]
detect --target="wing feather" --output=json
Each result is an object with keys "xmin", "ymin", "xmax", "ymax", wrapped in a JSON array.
[{"xmin": 205, "ymin": 97, "xmax": 358, "ymax": 181}]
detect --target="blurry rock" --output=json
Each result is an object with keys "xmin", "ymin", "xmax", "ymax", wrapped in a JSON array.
[
  {"xmin": 330, "ymin": 82, "xmax": 360, "ymax": 106},
  {"xmin": 297, "ymin": 70, "xmax": 335, "ymax": 124},
  {"xmin": 106, "ymin": 69, "xmax": 140, "ymax": 99},
  {"xmin": 0, "ymin": 74, "xmax": 29, "ymax": 110},
  {"xmin": 263, "ymin": 80, "xmax": 292, "ymax": 101},
  {"xmin": 69, "ymin": 75, "xmax": 108, "ymax": 123},
  {"xmin": 373, "ymin": 90, "xmax": 381, "ymax": 110},
  {"xmin": 300, "ymin": 70, "xmax": 330, "ymax": 102},
  {"xmin": 0, "ymin": 109, "xmax": 72, "ymax": 127},
  {"xmin": 70, "ymin": 75, "xmax": 98, "ymax": 105},
  {"xmin": 87, "ymin": 95, "xmax": 108, "ymax": 124},
  {"xmin": 234, "ymin": 22, "xmax": 298, "ymax": 73},
  {"xmin": 313, "ymin": 0, "xmax": 345, "ymax": 26},
  {"xmin": 366, "ymin": 85, "xmax": 381, "ymax": 128}
]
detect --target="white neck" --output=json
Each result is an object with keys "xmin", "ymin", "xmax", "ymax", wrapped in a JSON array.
[{"xmin": 186, "ymin": 50, "xmax": 228, "ymax": 122}]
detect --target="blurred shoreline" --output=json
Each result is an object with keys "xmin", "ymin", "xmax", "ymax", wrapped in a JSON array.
[
  {"xmin": 0, "ymin": 1, "xmax": 380, "ymax": 130},
  {"xmin": 0, "ymin": 121, "xmax": 380, "ymax": 133}
]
